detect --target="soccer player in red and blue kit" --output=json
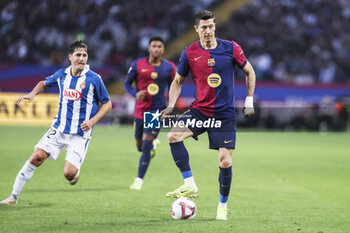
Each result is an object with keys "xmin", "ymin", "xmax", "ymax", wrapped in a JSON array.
[
  {"xmin": 161, "ymin": 10, "xmax": 256, "ymax": 220},
  {"xmin": 124, "ymin": 36, "xmax": 176, "ymax": 190}
]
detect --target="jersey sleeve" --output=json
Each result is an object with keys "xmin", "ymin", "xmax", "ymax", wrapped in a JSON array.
[
  {"xmin": 44, "ymin": 69, "xmax": 62, "ymax": 87},
  {"xmin": 169, "ymin": 62, "xmax": 176, "ymax": 85},
  {"xmin": 233, "ymin": 42, "xmax": 247, "ymax": 69},
  {"xmin": 176, "ymin": 48, "xmax": 190, "ymax": 77},
  {"xmin": 124, "ymin": 61, "xmax": 138, "ymax": 97},
  {"xmin": 94, "ymin": 76, "xmax": 110, "ymax": 104}
]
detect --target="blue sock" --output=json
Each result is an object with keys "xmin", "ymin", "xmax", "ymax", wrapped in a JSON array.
[
  {"xmin": 170, "ymin": 141, "xmax": 191, "ymax": 173},
  {"xmin": 137, "ymin": 140, "xmax": 153, "ymax": 179},
  {"xmin": 219, "ymin": 166, "xmax": 232, "ymax": 203},
  {"xmin": 181, "ymin": 170, "xmax": 193, "ymax": 179}
]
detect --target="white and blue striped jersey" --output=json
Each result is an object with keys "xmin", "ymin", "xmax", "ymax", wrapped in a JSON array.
[{"xmin": 45, "ymin": 65, "xmax": 110, "ymax": 139}]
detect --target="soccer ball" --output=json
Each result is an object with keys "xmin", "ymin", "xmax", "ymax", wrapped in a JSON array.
[{"xmin": 170, "ymin": 197, "xmax": 197, "ymax": 220}]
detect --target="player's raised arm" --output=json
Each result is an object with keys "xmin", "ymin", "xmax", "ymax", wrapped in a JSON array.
[
  {"xmin": 16, "ymin": 80, "xmax": 47, "ymax": 104},
  {"xmin": 242, "ymin": 61, "xmax": 256, "ymax": 118},
  {"xmin": 161, "ymin": 72, "xmax": 185, "ymax": 117}
]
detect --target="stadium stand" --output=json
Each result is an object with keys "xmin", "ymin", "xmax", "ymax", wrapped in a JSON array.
[
  {"xmin": 0, "ymin": 0, "xmax": 349, "ymax": 131},
  {"xmin": 216, "ymin": 0, "xmax": 350, "ymax": 83}
]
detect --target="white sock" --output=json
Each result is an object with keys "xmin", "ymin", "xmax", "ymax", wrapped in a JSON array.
[
  {"xmin": 218, "ymin": 202, "xmax": 228, "ymax": 209},
  {"xmin": 184, "ymin": 177, "xmax": 197, "ymax": 189},
  {"xmin": 11, "ymin": 161, "xmax": 37, "ymax": 198},
  {"xmin": 136, "ymin": 177, "xmax": 143, "ymax": 185}
]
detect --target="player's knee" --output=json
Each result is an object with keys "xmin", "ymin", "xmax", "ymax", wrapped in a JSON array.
[
  {"xmin": 63, "ymin": 170, "xmax": 76, "ymax": 181},
  {"xmin": 29, "ymin": 150, "xmax": 48, "ymax": 166},
  {"xmin": 167, "ymin": 132, "xmax": 182, "ymax": 143},
  {"xmin": 220, "ymin": 160, "xmax": 232, "ymax": 168}
]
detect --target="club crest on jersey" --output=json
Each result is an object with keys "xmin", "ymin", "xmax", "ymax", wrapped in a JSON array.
[
  {"xmin": 147, "ymin": 83, "xmax": 159, "ymax": 95},
  {"xmin": 207, "ymin": 58, "xmax": 215, "ymax": 67},
  {"xmin": 63, "ymin": 88, "xmax": 82, "ymax": 101},
  {"xmin": 80, "ymin": 81, "xmax": 86, "ymax": 89},
  {"xmin": 207, "ymin": 73, "xmax": 222, "ymax": 88},
  {"xmin": 151, "ymin": 72, "xmax": 158, "ymax": 79}
]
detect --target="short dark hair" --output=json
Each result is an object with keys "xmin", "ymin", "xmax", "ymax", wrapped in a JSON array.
[
  {"xmin": 149, "ymin": 36, "xmax": 165, "ymax": 45},
  {"xmin": 194, "ymin": 10, "xmax": 215, "ymax": 25},
  {"xmin": 69, "ymin": 40, "xmax": 88, "ymax": 54}
]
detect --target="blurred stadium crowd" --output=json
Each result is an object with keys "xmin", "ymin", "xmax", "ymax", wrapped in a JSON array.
[
  {"xmin": 0, "ymin": 0, "xmax": 221, "ymax": 78},
  {"xmin": 0, "ymin": 0, "xmax": 349, "ymax": 131},
  {"xmin": 1, "ymin": 0, "xmax": 349, "ymax": 84},
  {"xmin": 218, "ymin": 0, "xmax": 350, "ymax": 83}
]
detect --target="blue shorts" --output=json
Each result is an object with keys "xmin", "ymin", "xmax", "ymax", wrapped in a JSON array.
[
  {"xmin": 134, "ymin": 118, "xmax": 160, "ymax": 140},
  {"xmin": 177, "ymin": 109, "xmax": 236, "ymax": 150}
]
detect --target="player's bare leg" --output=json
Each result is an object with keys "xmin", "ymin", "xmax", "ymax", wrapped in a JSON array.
[
  {"xmin": 216, "ymin": 148, "xmax": 233, "ymax": 220},
  {"xmin": 0, "ymin": 148, "xmax": 48, "ymax": 204},
  {"xmin": 64, "ymin": 161, "xmax": 79, "ymax": 185}
]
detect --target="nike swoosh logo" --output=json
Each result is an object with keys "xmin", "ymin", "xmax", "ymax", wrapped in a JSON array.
[
  {"xmin": 239, "ymin": 51, "xmax": 243, "ymax": 56},
  {"xmin": 194, "ymin": 56, "xmax": 202, "ymax": 61},
  {"xmin": 180, "ymin": 191, "xmax": 186, "ymax": 193},
  {"xmin": 224, "ymin": 140, "xmax": 232, "ymax": 144}
]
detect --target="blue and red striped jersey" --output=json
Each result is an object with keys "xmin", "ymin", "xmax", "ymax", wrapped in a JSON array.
[
  {"xmin": 177, "ymin": 38, "xmax": 247, "ymax": 118},
  {"xmin": 124, "ymin": 57, "xmax": 176, "ymax": 119},
  {"xmin": 45, "ymin": 65, "xmax": 110, "ymax": 138}
]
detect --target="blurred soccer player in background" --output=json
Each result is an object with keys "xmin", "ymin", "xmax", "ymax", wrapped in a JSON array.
[
  {"xmin": 124, "ymin": 36, "xmax": 176, "ymax": 190},
  {"xmin": 161, "ymin": 10, "xmax": 256, "ymax": 220},
  {"xmin": 0, "ymin": 41, "xmax": 112, "ymax": 204}
]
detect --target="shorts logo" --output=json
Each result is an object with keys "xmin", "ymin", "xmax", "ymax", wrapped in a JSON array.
[
  {"xmin": 151, "ymin": 72, "xmax": 158, "ymax": 79},
  {"xmin": 144, "ymin": 110, "xmax": 161, "ymax": 129},
  {"xmin": 63, "ymin": 88, "xmax": 82, "ymax": 101},
  {"xmin": 207, "ymin": 73, "xmax": 222, "ymax": 88},
  {"xmin": 80, "ymin": 81, "xmax": 86, "ymax": 89},
  {"xmin": 208, "ymin": 58, "xmax": 215, "ymax": 67},
  {"xmin": 147, "ymin": 83, "xmax": 159, "ymax": 95},
  {"xmin": 224, "ymin": 140, "xmax": 232, "ymax": 144}
]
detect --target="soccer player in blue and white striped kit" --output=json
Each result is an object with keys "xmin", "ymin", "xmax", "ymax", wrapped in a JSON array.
[{"xmin": 0, "ymin": 41, "xmax": 112, "ymax": 204}]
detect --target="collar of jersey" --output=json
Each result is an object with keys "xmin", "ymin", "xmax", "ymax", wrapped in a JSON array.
[
  {"xmin": 64, "ymin": 65, "xmax": 90, "ymax": 76},
  {"xmin": 198, "ymin": 38, "xmax": 219, "ymax": 51}
]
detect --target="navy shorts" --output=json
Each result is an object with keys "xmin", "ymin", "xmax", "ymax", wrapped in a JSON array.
[
  {"xmin": 177, "ymin": 109, "xmax": 236, "ymax": 150},
  {"xmin": 134, "ymin": 118, "xmax": 160, "ymax": 140}
]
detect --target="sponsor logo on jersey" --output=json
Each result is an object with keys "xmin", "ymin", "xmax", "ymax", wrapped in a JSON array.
[
  {"xmin": 151, "ymin": 72, "xmax": 158, "ymax": 79},
  {"xmin": 207, "ymin": 58, "xmax": 215, "ymax": 67},
  {"xmin": 147, "ymin": 83, "xmax": 159, "ymax": 95},
  {"xmin": 63, "ymin": 88, "xmax": 82, "ymax": 101},
  {"xmin": 80, "ymin": 81, "xmax": 86, "ymax": 89},
  {"xmin": 207, "ymin": 73, "xmax": 222, "ymax": 88}
]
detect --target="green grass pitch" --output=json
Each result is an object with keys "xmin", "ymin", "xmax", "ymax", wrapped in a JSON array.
[{"xmin": 0, "ymin": 125, "xmax": 349, "ymax": 233}]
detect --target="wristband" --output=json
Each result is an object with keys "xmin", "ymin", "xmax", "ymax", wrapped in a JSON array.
[{"xmin": 244, "ymin": 96, "xmax": 254, "ymax": 108}]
